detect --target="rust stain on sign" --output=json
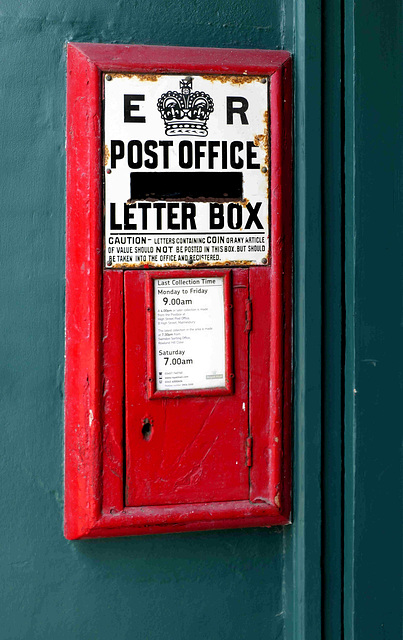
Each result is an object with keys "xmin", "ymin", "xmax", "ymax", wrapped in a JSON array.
[
  {"xmin": 261, "ymin": 110, "xmax": 270, "ymax": 207},
  {"xmin": 104, "ymin": 145, "xmax": 110, "ymax": 166},
  {"xmin": 110, "ymin": 72, "xmax": 268, "ymax": 85},
  {"xmin": 254, "ymin": 134, "xmax": 265, "ymax": 147},
  {"xmin": 109, "ymin": 72, "xmax": 162, "ymax": 81},
  {"xmin": 262, "ymin": 110, "xmax": 270, "ymax": 171},
  {"xmin": 201, "ymin": 74, "xmax": 267, "ymax": 85}
]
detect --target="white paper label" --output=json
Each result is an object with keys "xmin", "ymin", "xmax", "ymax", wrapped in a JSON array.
[
  {"xmin": 154, "ymin": 277, "xmax": 226, "ymax": 390},
  {"xmin": 103, "ymin": 73, "xmax": 269, "ymax": 268}
]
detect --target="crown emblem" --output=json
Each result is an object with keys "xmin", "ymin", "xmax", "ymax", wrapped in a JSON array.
[{"xmin": 157, "ymin": 77, "xmax": 214, "ymax": 137}]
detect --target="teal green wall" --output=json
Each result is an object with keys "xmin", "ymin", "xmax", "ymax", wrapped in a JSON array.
[
  {"xmin": 344, "ymin": 1, "xmax": 403, "ymax": 637},
  {"xmin": 0, "ymin": 2, "xmax": 293, "ymax": 639},
  {"xmin": 1, "ymin": 0, "xmax": 402, "ymax": 638}
]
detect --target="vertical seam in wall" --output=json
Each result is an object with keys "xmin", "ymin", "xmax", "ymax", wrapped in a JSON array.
[
  {"xmin": 343, "ymin": 0, "xmax": 357, "ymax": 635},
  {"xmin": 320, "ymin": 0, "xmax": 326, "ymax": 632},
  {"xmin": 321, "ymin": 0, "xmax": 345, "ymax": 635},
  {"xmin": 340, "ymin": 0, "xmax": 346, "ymax": 636},
  {"xmin": 284, "ymin": 0, "xmax": 323, "ymax": 638},
  {"xmin": 320, "ymin": 0, "xmax": 327, "ymax": 638}
]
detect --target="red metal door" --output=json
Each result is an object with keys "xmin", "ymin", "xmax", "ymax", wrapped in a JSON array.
[{"xmin": 125, "ymin": 268, "xmax": 250, "ymax": 506}]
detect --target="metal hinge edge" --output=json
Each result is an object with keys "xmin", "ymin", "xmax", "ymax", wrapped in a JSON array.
[
  {"xmin": 245, "ymin": 436, "xmax": 253, "ymax": 467},
  {"xmin": 245, "ymin": 298, "xmax": 252, "ymax": 332}
]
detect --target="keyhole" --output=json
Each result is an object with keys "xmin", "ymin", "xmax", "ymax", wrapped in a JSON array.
[{"xmin": 142, "ymin": 418, "xmax": 152, "ymax": 441}]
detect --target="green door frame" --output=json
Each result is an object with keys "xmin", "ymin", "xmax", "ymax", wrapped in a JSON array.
[{"xmin": 286, "ymin": 0, "xmax": 402, "ymax": 638}]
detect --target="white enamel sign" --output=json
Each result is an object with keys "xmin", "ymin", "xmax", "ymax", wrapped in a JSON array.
[
  {"xmin": 104, "ymin": 73, "xmax": 269, "ymax": 268},
  {"xmin": 154, "ymin": 277, "xmax": 226, "ymax": 390}
]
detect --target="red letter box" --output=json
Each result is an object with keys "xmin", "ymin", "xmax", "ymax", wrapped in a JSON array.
[{"xmin": 65, "ymin": 43, "xmax": 292, "ymax": 538}]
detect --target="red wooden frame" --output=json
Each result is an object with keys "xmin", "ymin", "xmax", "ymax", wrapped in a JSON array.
[
  {"xmin": 145, "ymin": 269, "xmax": 233, "ymax": 399},
  {"xmin": 65, "ymin": 42, "xmax": 292, "ymax": 539}
]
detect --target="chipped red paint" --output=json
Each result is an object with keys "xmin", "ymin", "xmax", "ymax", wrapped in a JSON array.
[{"xmin": 65, "ymin": 42, "xmax": 292, "ymax": 539}]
